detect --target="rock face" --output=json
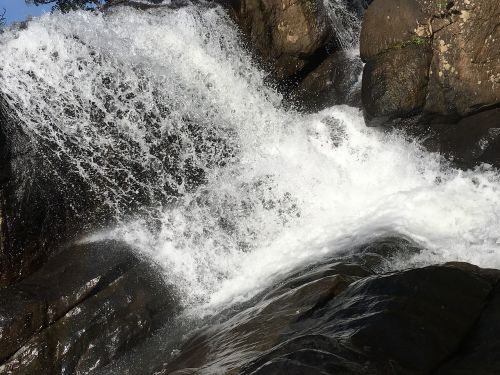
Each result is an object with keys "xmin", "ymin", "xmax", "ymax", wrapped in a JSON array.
[
  {"xmin": 292, "ymin": 50, "xmax": 363, "ymax": 111},
  {"xmin": 228, "ymin": 0, "xmax": 332, "ymax": 82},
  {"xmin": 361, "ymin": 0, "xmax": 500, "ymax": 122},
  {"xmin": 106, "ymin": 238, "xmax": 500, "ymax": 375},
  {"xmin": 0, "ymin": 240, "xmax": 179, "ymax": 375},
  {"xmin": 425, "ymin": 0, "xmax": 500, "ymax": 117},
  {"xmin": 360, "ymin": 0, "xmax": 500, "ymax": 167},
  {"xmin": 0, "ymin": 98, "xmax": 107, "ymax": 286},
  {"xmin": 2, "ymin": 238, "xmax": 500, "ymax": 375},
  {"xmin": 224, "ymin": 0, "xmax": 366, "ymax": 110}
]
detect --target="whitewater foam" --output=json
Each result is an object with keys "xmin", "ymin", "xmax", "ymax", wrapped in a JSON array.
[{"xmin": 1, "ymin": 4, "xmax": 500, "ymax": 314}]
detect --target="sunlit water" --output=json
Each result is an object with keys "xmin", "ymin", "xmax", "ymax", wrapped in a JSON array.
[{"xmin": 1, "ymin": 3, "xmax": 500, "ymax": 316}]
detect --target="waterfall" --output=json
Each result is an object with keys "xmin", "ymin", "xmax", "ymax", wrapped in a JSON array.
[{"xmin": 1, "ymin": 3, "xmax": 500, "ymax": 314}]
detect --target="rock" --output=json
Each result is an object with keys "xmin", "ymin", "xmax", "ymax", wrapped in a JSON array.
[
  {"xmin": 425, "ymin": 0, "xmax": 500, "ymax": 117},
  {"xmin": 362, "ymin": 43, "xmax": 432, "ymax": 125},
  {"xmin": 360, "ymin": 0, "xmax": 500, "ymax": 167},
  {"xmin": 439, "ymin": 108, "xmax": 500, "ymax": 169},
  {"xmin": 359, "ymin": 0, "xmax": 427, "ymax": 61},
  {"xmin": 158, "ymin": 238, "xmax": 421, "ymax": 374},
  {"xmin": 144, "ymin": 237, "xmax": 500, "ymax": 375},
  {"xmin": 292, "ymin": 50, "xmax": 363, "ymax": 111},
  {"xmin": 0, "ymin": 241, "xmax": 179, "ymax": 374},
  {"xmin": 225, "ymin": 0, "xmax": 369, "ymax": 110},
  {"xmin": 241, "ymin": 265, "xmax": 494, "ymax": 374},
  {"xmin": 229, "ymin": 0, "xmax": 332, "ymax": 82},
  {"xmin": 345, "ymin": 0, "xmax": 371, "ymax": 18},
  {"xmin": 0, "ymin": 97, "xmax": 108, "ymax": 286},
  {"xmin": 436, "ymin": 279, "xmax": 500, "ymax": 374}
]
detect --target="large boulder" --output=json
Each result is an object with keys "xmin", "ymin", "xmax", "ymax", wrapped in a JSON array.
[
  {"xmin": 361, "ymin": 0, "xmax": 500, "ymax": 121},
  {"xmin": 0, "ymin": 241, "xmax": 179, "ymax": 374},
  {"xmin": 361, "ymin": 43, "xmax": 432, "ymax": 125},
  {"xmin": 425, "ymin": 0, "xmax": 500, "ymax": 117},
  {"xmin": 228, "ymin": 0, "xmax": 333, "ymax": 82},
  {"xmin": 360, "ymin": 0, "xmax": 500, "ymax": 167},
  {"xmin": 131, "ymin": 237, "xmax": 500, "ymax": 375},
  {"xmin": 0, "ymin": 98, "xmax": 107, "ymax": 286}
]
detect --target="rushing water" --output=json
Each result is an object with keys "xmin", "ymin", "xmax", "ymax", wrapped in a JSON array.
[{"xmin": 1, "ymin": 3, "xmax": 500, "ymax": 315}]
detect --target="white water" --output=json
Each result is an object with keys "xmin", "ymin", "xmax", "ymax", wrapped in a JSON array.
[{"xmin": 1, "ymin": 4, "xmax": 500, "ymax": 314}]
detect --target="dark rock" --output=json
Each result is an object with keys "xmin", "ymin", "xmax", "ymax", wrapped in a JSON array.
[
  {"xmin": 145, "ymin": 237, "xmax": 500, "ymax": 375},
  {"xmin": 0, "ymin": 241, "xmax": 179, "ymax": 374},
  {"xmin": 242, "ymin": 265, "xmax": 493, "ymax": 375},
  {"xmin": 436, "ymin": 280, "xmax": 500, "ymax": 374},
  {"xmin": 292, "ymin": 50, "xmax": 363, "ymax": 111},
  {"xmin": 439, "ymin": 108, "xmax": 500, "ymax": 169},
  {"xmin": 362, "ymin": 44, "xmax": 432, "ymax": 125},
  {"xmin": 0, "ymin": 97, "xmax": 108, "ymax": 286},
  {"xmin": 159, "ymin": 238, "xmax": 421, "ymax": 374}
]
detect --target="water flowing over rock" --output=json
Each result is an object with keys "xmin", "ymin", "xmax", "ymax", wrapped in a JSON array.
[
  {"xmin": 1, "ymin": 1, "xmax": 500, "ymax": 374},
  {"xmin": 225, "ymin": 0, "xmax": 365, "ymax": 107}
]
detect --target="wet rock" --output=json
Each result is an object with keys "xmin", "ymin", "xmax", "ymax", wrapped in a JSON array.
[
  {"xmin": 145, "ymin": 238, "xmax": 500, "ymax": 375},
  {"xmin": 0, "ymin": 97, "xmax": 107, "ymax": 286},
  {"xmin": 228, "ymin": 0, "xmax": 332, "ymax": 82},
  {"xmin": 157, "ymin": 238, "xmax": 420, "ymax": 374},
  {"xmin": 0, "ymin": 241, "xmax": 178, "ymax": 374},
  {"xmin": 439, "ymin": 108, "xmax": 500, "ymax": 169},
  {"xmin": 292, "ymin": 50, "xmax": 363, "ymax": 112},
  {"xmin": 436, "ymin": 278, "xmax": 500, "ymax": 374},
  {"xmin": 362, "ymin": 44, "xmax": 432, "ymax": 125}
]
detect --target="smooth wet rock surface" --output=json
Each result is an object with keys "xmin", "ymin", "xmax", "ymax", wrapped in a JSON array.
[
  {"xmin": 2, "ymin": 239, "xmax": 500, "ymax": 374},
  {"xmin": 0, "ymin": 241, "xmax": 179, "ymax": 374}
]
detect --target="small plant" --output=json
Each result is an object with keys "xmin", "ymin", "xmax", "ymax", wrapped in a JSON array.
[
  {"xmin": 437, "ymin": 0, "xmax": 448, "ymax": 10},
  {"xmin": 412, "ymin": 36, "xmax": 426, "ymax": 46},
  {"xmin": 388, "ymin": 35, "xmax": 428, "ymax": 51}
]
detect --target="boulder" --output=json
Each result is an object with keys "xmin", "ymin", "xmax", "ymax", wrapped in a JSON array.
[
  {"xmin": 360, "ymin": 0, "xmax": 500, "ymax": 167},
  {"xmin": 359, "ymin": 0, "xmax": 428, "ymax": 61},
  {"xmin": 242, "ymin": 265, "xmax": 494, "ymax": 374},
  {"xmin": 436, "ymin": 278, "xmax": 500, "ymax": 374},
  {"xmin": 145, "ymin": 238, "xmax": 500, "ymax": 375},
  {"xmin": 292, "ymin": 50, "xmax": 363, "ymax": 111},
  {"xmin": 228, "ymin": 0, "xmax": 332, "ymax": 82},
  {"xmin": 439, "ymin": 108, "xmax": 500, "ymax": 168},
  {"xmin": 0, "ymin": 240, "xmax": 179, "ymax": 374},
  {"xmin": 362, "ymin": 43, "xmax": 432, "ymax": 124},
  {"xmin": 361, "ymin": 0, "xmax": 500, "ymax": 121},
  {"xmin": 0, "ymin": 97, "xmax": 108, "ymax": 286},
  {"xmin": 425, "ymin": 0, "xmax": 500, "ymax": 117}
]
